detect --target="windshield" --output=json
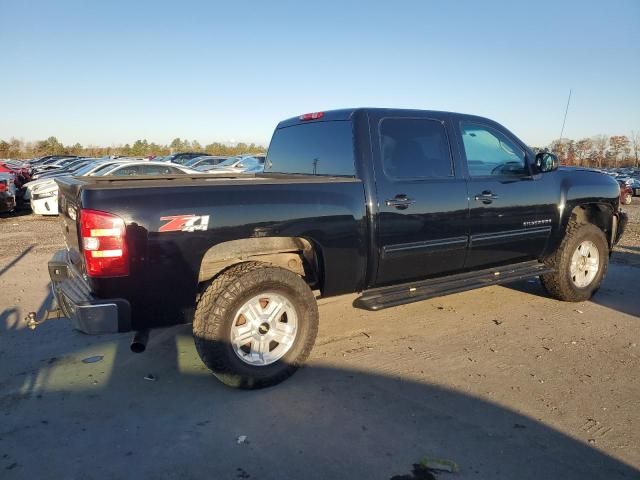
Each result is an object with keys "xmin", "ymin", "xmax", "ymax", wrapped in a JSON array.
[
  {"xmin": 58, "ymin": 158, "xmax": 77, "ymax": 167},
  {"xmin": 184, "ymin": 156, "xmax": 209, "ymax": 167},
  {"xmin": 213, "ymin": 157, "xmax": 240, "ymax": 168},
  {"xmin": 89, "ymin": 163, "xmax": 121, "ymax": 175},
  {"xmin": 62, "ymin": 159, "xmax": 92, "ymax": 172},
  {"xmin": 73, "ymin": 162, "xmax": 101, "ymax": 176}
]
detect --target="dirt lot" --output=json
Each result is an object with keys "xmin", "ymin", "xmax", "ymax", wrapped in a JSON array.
[{"xmin": 1, "ymin": 201, "xmax": 639, "ymax": 479}]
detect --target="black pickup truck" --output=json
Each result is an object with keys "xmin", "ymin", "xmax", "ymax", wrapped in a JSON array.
[{"xmin": 48, "ymin": 108, "xmax": 627, "ymax": 389}]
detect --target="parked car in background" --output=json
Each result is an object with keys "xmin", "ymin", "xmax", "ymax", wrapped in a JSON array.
[
  {"xmin": 27, "ymin": 155, "xmax": 77, "ymax": 167},
  {"xmin": 24, "ymin": 159, "xmax": 113, "ymax": 201},
  {"xmin": 32, "ymin": 157, "xmax": 82, "ymax": 175},
  {"xmin": 618, "ymin": 180, "xmax": 633, "ymax": 205},
  {"xmin": 93, "ymin": 161, "xmax": 200, "ymax": 177},
  {"xmin": 625, "ymin": 177, "xmax": 640, "ymax": 196},
  {"xmin": 31, "ymin": 161, "xmax": 201, "ymax": 215},
  {"xmin": 0, "ymin": 161, "xmax": 31, "ymax": 189},
  {"xmin": 183, "ymin": 155, "xmax": 228, "ymax": 170},
  {"xmin": 0, "ymin": 173, "xmax": 17, "ymax": 213},
  {"xmin": 31, "ymin": 158, "xmax": 94, "ymax": 181},
  {"xmin": 198, "ymin": 155, "xmax": 265, "ymax": 174},
  {"xmin": 160, "ymin": 152, "xmax": 209, "ymax": 165}
]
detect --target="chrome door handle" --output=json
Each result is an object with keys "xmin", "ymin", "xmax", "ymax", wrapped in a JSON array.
[
  {"xmin": 385, "ymin": 195, "xmax": 415, "ymax": 210},
  {"xmin": 474, "ymin": 191, "xmax": 499, "ymax": 204}
]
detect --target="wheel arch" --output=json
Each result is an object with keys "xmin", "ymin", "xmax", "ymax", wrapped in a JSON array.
[
  {"xmin": 197, "ymin": 237, "xmax": 322, "ymax": 288},
  {"xmin": 568, "ymin": 202, "xmax": 615, "ymax": 246}
]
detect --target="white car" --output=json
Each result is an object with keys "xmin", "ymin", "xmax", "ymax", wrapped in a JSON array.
[
  {"xmin": 198, "ymin": 155, "xmax": 265, "ymax": 174},
  {"xmin": 93, "ymin": 161, "xmax": 200, "ymax": 177},
  {"xmin": 30, "ymin": 161, "xmax": 200, "ymax": 216},
  {"xmin": 24, "ymin": 159, "xmax": 126, "ymax": 201},
  {"xmin": 30, "ymin": 182, "xmax": 59, "ymax": 215}
]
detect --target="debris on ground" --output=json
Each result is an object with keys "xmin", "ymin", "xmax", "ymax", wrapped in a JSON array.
[
  {"xmin": 143, "ymin": 374, "xmax": 157, "ymax": 381},
  {"xmin": 82, "ymin": 355, "xmax": 104, "ymax": 364},
  {"xmin": 390, "ymin": 464, "xmax": 437, "ymax": 480},
  {"xmin": 236, "ymin": 435, "xmax": 248, "ymax": 445},
  {"xmin": 574, "ymin": 309, "xmax": 584, "ymax": 314},
  {"xmin": 492, "ymin": 319, "xmax": 503, "ymax": 325},
  {"xmin": 419, "ymin": 457, "xmax": 459, "ymax": 473},
  {"xmin": 236, "ymin": 467, "xmax": 251, "ymax": 478},
  {"xmin": 390, "ymin": 457, "xmax": 460, "ymax": 480}
]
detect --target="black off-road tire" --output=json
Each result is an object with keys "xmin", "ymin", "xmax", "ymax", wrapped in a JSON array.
[
  {"xmin": 540, "ymin": 220, "xmax": 609, "ymax": 302},
  {"xmin": 193, "ymin": 261, "xmax": 318, "ymax": 389}
]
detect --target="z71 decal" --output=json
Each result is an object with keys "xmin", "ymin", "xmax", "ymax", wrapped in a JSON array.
[{"xmin": 159, "ymin": 215, "xmax": 210, "ymax": 233}]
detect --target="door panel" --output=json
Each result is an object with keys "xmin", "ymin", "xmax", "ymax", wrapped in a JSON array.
[
  {"xmin": 371, "ymin": 114, "xmax": 470, "ymax": 286},
  {"xmin": 458, "ymin": 121, "xmax": 556, "ymax": 269}
]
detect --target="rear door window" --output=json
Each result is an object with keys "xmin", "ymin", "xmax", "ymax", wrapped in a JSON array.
[
  {"xmin": 265, "ymin": 121, "xmax": 355, "ymax": 176},
  {"xmin": 380, "ymin": 118, "xmax": 453, "ymax": 179}
]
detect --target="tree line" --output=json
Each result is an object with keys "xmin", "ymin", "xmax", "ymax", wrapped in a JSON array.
[
  {"xmin": 2, "ymin": 132, "xmax": 639, "ymax": 169},
  {"xmin": 0, "ymin": 136, "xmax": 266, "ymax": 159},
  {"xmin": 541, "ymin": 132, "xmax": 639, "ymax": 168}
]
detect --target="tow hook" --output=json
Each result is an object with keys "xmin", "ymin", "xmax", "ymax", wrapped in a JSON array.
[{"xmin": 25, "ymin": 308, "xmax": 62, "ymax": 330}]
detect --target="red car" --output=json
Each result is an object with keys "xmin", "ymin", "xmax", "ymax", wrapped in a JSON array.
[
  {"xmin": 0, "ymin": 162, "xmax": 32, "ymax": 188},
  {"xmin": 618, "ymin": 180, "xmax": 633, "ymax": 205}
]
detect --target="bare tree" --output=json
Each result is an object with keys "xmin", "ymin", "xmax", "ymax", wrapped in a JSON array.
[
  {"xmin": 574, "ymin": 138, "xmax": 593, "ymax": 167},
  {"xmin": 630, "ymin": 131, "xmax": 639, "ymax": 168},
  {"xmin": 609, "ymin": 135, "xmax": 630, "ymax": 168},
  {"xmin": 591, "ymin": 135, "xmax": 608, "ymax": 168}
]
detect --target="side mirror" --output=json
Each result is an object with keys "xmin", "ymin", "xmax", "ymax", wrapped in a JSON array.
[{"xmin": 535, "ymin": 152, "xmax": 559, "ymax": 173}]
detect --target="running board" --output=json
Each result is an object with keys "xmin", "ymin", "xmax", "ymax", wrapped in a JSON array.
[{"xmin": 354, "ymin": 261, "xmax": 554, "ymax": 311}]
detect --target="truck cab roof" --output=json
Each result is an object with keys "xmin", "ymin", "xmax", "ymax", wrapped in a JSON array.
[{"xmin": 276, "ymin": 107, "xmax": 500, "ymax": 129}]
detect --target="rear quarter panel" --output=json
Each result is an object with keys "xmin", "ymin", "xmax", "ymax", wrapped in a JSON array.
[{"xmin": 79, "ymin": 179, "xmax": 367, "ymax": 329}]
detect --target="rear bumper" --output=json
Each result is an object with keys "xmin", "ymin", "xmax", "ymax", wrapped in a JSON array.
[{"xmin": 48, "ymin": 249, "xmax": 132, "ymax": 334}]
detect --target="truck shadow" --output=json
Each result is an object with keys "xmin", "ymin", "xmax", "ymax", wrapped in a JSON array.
[
  {"xmin": 1, "ymin": 321, "xmax": 638, "ymax": 479},
  {"xmin": 0, "ymin": 282, "xmax": 55, "ymax": 332},
  {"xmin": 504, "ymin": 260, "xmax": 640, "ymax": 318},
  {"xmin": 0, "ymin": 245, "xmax": 34, "ymax": 278}
]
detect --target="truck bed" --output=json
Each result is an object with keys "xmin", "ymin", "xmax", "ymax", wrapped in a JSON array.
[{"xmin": 56, "ymin": 172, "xmax": 368, "ymax": 329}]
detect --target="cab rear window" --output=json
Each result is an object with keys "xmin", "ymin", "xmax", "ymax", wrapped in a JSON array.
[{"xmin": 265, "ymin": 121, "xmax": 356, "ymax": 176}]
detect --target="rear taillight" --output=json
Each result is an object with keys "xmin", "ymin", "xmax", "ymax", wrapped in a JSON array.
[
  {"xmin": 80, "ymin": 209, "xmax": 129, "ymax": 277},
  {"xmin": 0, "ymin": 182, "xmax": 6, "ymax": 192}
]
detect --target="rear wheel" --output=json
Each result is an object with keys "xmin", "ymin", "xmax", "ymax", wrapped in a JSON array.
[
  {"xmin": 541, "ymin": 221, "xmax": 609, "ymax": 302},
  {"xmin": 193, "ymin": 262, "xmax": 318, "ymax": 389}
]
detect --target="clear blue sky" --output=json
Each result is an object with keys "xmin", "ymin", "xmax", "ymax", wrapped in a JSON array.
[{"xmin": 1, "ymin": 0, "xmax": 638, "ymax": 148}]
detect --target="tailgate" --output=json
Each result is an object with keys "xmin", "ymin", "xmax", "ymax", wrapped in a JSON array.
[{"xmin": 56, "ymin": 177, "xmax": 84, "ymax": 269}]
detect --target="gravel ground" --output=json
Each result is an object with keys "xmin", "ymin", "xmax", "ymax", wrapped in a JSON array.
[
  {"xmin": 612, "ymin": 197, "xmax": 640, "ymax": 266},
  {"xmin": 0, "ymin": 200, "xmax": 638, "ymax": 479}
]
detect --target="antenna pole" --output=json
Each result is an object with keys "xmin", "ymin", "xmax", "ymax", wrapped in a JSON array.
[{"xmin": 559, "ymin": 89, "xmax": 572, "ymax": 143}]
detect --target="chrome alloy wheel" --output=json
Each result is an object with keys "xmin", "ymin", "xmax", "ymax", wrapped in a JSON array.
[
  {"xmin": 570, "ymin": 240, "xmax": 600, "ymax": 288},
  {"xmin": 230, "ymin": 292, "xmax": 298, "ymax": 366}
]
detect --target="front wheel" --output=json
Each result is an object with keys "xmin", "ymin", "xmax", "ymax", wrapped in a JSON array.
[
  {"xmin": 193, "ymin": 262, "xmax": 319, "ymax": 389},
  {"xmin": 541, "ymin": 222, "xmax": 609, "ymax": 302}
]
